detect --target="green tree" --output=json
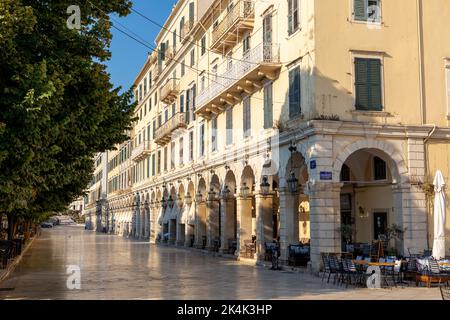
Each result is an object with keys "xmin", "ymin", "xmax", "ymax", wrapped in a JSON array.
[{"xmin": 0, "ymin": 0, "xmax": 136, "ymax": 239}]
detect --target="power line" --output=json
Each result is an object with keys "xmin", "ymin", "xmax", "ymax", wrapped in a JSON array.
[{"xmin": 87, "ymin": 1, "xmax": 289, "ymax": 106}]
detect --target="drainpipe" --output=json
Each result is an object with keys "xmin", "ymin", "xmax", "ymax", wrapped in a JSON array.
[{"xmin": 416, "ymin": 0, "xmax": 425, "ymax": 125}]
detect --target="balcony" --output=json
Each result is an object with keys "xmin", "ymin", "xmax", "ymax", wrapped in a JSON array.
[
  {"xmin": 196, "ymin": 43, "xmax": 281, "ymax": 119},
  {"xmin": 119, "ymin": 159, "xmax": 130, "ymax": 173},
  {"xmin": 211, "ymin": 0, "xmax": 254, "ymax": 53},
  {"xmin": 131, "ymin": 140, "xmax": 151, "ymax": 162},
  {"xmin": 165, "ymin": 46, "xmax": 176, "ymax": 63},
  {"xmin": 161, "ymin": 79, "xmax": 180, "ymax": 104},
  {"xmin": 154, "ymin": 112, "xmax": 188, "ymax": 145}
]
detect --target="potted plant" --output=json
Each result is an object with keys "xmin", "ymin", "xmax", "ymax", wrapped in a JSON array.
[
  {"xmin": 339, "ymin": 224, "xmax": 355, "ymax": 252},
  {"xmin": 385, "ymin": 224, "xmax": 407, "ymax": 256}
]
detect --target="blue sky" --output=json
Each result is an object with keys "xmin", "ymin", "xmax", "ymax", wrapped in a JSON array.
[{"xmin": 106, "ymin": 0, "xmax": 178, "ymax": 93}]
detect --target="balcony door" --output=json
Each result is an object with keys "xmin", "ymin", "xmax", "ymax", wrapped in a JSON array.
[{"xmin": 263, "ymin": 13, "xmax": 272, "ymax": 61}]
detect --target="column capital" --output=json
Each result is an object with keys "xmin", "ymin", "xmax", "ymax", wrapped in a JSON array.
[{"xmin": 254, "ymin": 193, "xmax": 274, "ymax": 200}]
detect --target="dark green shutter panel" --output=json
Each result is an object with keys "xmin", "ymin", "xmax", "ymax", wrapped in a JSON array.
[
  {"xmin": 288, "ymin": 0, "xmax": 293, "ymax": 35},
  {"xmin": 264, "ymin": 83, "xmax": 273, "ymax": 129},
  {"xmin": 354, "ymin": 0, "xmax": 366, "ymax": 21},
  {"xmin": 367, "ymin": 59, "xmax": 382, "ymax": 111},
  {"xmin": 355, "ymin": 58, "xmax": 369, "ymax": 110},
  {"xmin": 289, "ymin": 68, "xmax": 301, "ymax": 117}
]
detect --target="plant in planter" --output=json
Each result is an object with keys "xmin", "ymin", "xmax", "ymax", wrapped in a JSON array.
[
  {"xmin": 339, "ymin": 224, "xmax": 355, "ymax": 245},
  {"xmin": 384, "ymin": 224, "xmax": 407, "ymax": 256}
]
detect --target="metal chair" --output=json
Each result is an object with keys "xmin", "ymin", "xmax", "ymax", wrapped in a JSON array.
[{"xmin": 440, "ymin": 282, "xmax": 450, "ymax": 300}]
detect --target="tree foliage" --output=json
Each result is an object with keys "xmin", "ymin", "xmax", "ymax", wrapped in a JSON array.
[{"xmin": 0, "ymin": 0, "xmax": 136, "ymax": 236}]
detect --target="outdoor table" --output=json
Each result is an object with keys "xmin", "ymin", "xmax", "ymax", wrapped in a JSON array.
[
  {"xmin": 439, "ymin": 262, "xmax": 450, "ymax": 267},
  {"xmin": 352, "ymin": 260, "xmax": 395, "ymax": 267}
]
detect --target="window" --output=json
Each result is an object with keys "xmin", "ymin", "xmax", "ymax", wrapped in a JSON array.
[
  {"xmin": 173, "ymin": 29, "xmax": 177, "ymax": 53},
  {"xmin": 152, "ymin": 119, "xmax": 156, "ymax": 139},
  {"xmin": 181, "ymin": 59, "xmax": 185, "ymax": 76},
  {"xmin": 139, "ymin": 108, "xmax": 142, "ymax": 121},
  {"xmin": 288, "ymin": 0, "xmax": 299, "ymax": 35},
  {"xmin": 190, "ymin": 49, "xmax": 195, "ymax": 66},
  {"xmin": 180, "ymin": 93, "xmax": 185, "ymax": 113},
  {"xmin": 373, "ymin": 156, "xmax": 387, "ymax": 180},
  {"xmin": 243, "ymin": 35, "xmax": 251, "ymax": 55},
  {"xmin": 179, "ymin": 137, "xmax": 184, "ymax": 165},
  {"xmin": 139, "ymin": 84, "xmax": 143, "ymax": 101},
  {"xmin": 199, "ymin": 122, "xmax": 205, "ymax": 157},
  {"xmin": 211, "ymin": 117, "xmax": 217, "ymax": 152},
  {"xmin": 446, "ymin": 61, "xmax": 450, "ymax": 116},
  {"xmin": 172, "ymin": 104, "xmax": 176, "ymax": 117},
  {"xmin": 189, "ymin": 131, "xmax": 194, "ymax": 161},
  {"xmin": 212, "ymin": 64, "xmax": 218, "ymax": 80},
  {"xmin": 354, "ymin": 58, "xmax": 382, "ymax": 111},
  {"xmin": 354, "ymin": 0, "xmax": 381, "ymax": 23},
  {"xmin": 158, "ymin": 113, "xmax": 162, "ymax": 127},
  {"xmin": 144, "ymin": 103, "xmax": 147, "ymax": 117},
  {"xmin": 201, "ymin": 75, "xmax": 205, "ymax": 93},
  {"xmin": 149, "ymin": 98, "xmax": 152, "ymax": 112},
  {"xmin": 171, "ymin": 142, "xmax": 175, "ymax": 170},
  {"xmin": 154, "ymin": 92, "xmax": 158, "ymax": 106},
  {"xmin": 157, "ymin": 150, "xmax": 161, "ymax": 174},
  {"xmin": 164, "ymin": 147, "xmax": 168, "ymax": 172},
  {"xmin": 243, "ymin": 97, "xmax": 251, "ymax": 138},
  {"xmin": 179, "ymin": 17, "xmax": 185, "ymax": 41},
  {"xmin": 226, "ymin": 107, "xmax": 233, "ymax": 145},
  {"xmin": 201, "ymin": 36, "xmax": 206, "ymax": 56},
  {"xmin": 147, "ymin": 124, "xmax": 151, "ymax": 141},
  {"xmin": 147, "ymin": 156, "xmax": 150, "ymax": 178},
  {"xmin": 152, "ymin": 153, "xmax": 156, "ymax": 176},
  {"xmin": 144, "ymin": 77, "xmax": 147, "ymax": 96},
  {"xmin": 289, "ymin": 66, "xmax": 301, "ymax": 118},
  {"xmin": 264, "ymin": 82, "xmax": 273, "ymax": 129}
]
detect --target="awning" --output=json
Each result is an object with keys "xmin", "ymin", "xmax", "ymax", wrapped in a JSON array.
[
  {"xmin": 178, "ymin": 204, "xmax": 189, "ymax": 224},
  {"xmin": 157, "ymin": 207, "xmax": 165, "ymax": 225},
  {"xmin": 187, "ymin": 203, "xmax": 196, "ymax": 226},
  {"xmin": 163, "ymin": 206, "xmax": 172, "ymax": 224}
]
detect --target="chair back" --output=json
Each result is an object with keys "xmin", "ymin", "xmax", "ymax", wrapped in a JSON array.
[
  {"xmin": 321, "ymin": 253, "xmax": 331, "ymax": 272},
  {"xmin": 440, "ymin": 283, "xmax": 450, "ymax": 300},
  {"xmin": 429, "ymin": 259, "xmax": 441, "ymax": 274}
]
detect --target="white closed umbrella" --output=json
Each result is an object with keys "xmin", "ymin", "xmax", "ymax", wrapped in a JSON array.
[{"xmin": 432, "ymin": 170, "xmax": 446, "ymax": 260}]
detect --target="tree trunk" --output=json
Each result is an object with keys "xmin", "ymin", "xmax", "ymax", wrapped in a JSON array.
[
  {"xmin": 7, "ymin": 213, "xmax": 17, "ymax": 241},
  {"xmin": 23, "ymin": 219, "xmax": 31, "ymax": 243}
]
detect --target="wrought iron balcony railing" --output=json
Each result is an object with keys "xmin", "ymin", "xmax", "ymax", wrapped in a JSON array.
[
  {"xmin": 196, "ymin": 43, "xmax": 281, "ymax": 119},
  {"xmin": 160, "ymin": 78, "xmax": 180, "ymax": 104},
  {"xmin": 211, "ymin": 0, "xmax": 255, "ymax": 53},
  {"xmin": 131, "ymin": 140, "xmax": 151, "ymax": 162},
  {"xmin": 154, "ymin": 112, "xmax": 188, "ymax": 145}
]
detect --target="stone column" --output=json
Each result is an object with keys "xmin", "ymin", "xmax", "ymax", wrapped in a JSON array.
[
  {"xmin": 392, "ymin": 184, "xmax": 427, "ymax": 255},
  {"xmin": 219, "ymin": 197, "xmax": 236, "ymax": 254},
  {"xmin": 149, "ymin": 205, "xmax": 157, "ymax": 243},
  {"xmin": 206, "ymin": 200, "xmax": 220, "ymax": 250},
  {"xmin": 255, "ymin": 194, "xmax": 274, "ymax": 262},
  {"xmin": 309, "ymin": 182, "xmax": 342, "ymax": 273},
  {"xmin": 236, "ymin": 196, "xmax": 253, "ymax": 258},
  {"xmin": 195, "ymin": 202, "xmax": 207, "ymax": 248},
  {"xmin": 184, "ymin": 204, "xmax": 194, "ymax": 247},
  {"xmin": 279, "ymin": 188, "xmax": 300, "ymax": 264},
  {"xmin": 144, "ymin": 203, "xmax": 150, "ymax": 239}
]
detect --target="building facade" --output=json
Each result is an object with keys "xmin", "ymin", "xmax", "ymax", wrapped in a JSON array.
[{"xmin": 93, "ymin": 0, "xmax": 450, "ymax": 272}]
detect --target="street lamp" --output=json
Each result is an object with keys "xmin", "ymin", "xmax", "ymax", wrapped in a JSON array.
[
  {"xmin": 260, "ymin": 176, "xmax": 271, "ymax": 196},
  {"xmin": 287, "ymin": 142, "xmax": 299, "ymax": 194},
  {"xmin": 185, "ymin": 192, "xmax": 192, "ymax": 205},
  {"xmin": 240, "ymin": 182, "xmax": 250, "ymax": 199},
  {"xmin": 161, "ymin": 197, "xmax": 167, "ymax": 209},
  {"xmin": 167, "ymin": 195, "xmax": 174, "ymax": 208},
  {"xmin": 195, "ymin": 191, "xmax": 203, "ymax": 203},
  {"xmin": 221, "ymin": 185, "xmax": 231, "ymax": 200},
  {"xmin": 207, "ymin": 188, "xmax": 217, "ymax": 203}
]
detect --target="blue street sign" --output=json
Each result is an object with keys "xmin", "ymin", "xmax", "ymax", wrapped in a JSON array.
[{"xmin": 320, "ymin": 171, "xmax": 333, "ymax": 180}]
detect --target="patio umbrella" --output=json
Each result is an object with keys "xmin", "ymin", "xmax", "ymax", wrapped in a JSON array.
[{"xmin": 432, "ymin": 170, "xmax": 446, "ymax": 260}]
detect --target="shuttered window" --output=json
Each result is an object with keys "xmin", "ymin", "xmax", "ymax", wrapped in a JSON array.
[
  {"xmin": 264, "ymin": 82, "xmax": 273, "ymax": 129},
  {"xmin": 180, "ymin": 93, "xmax": 185, "ymax": 113},
  {"xmin": 151, "ymin": 154, "xmax": 155, "ymax": 176},
  {"xmin": 179, "ymin": 137, "xmax": 184, "ymax": 165},
  {"xmin": 288, "ymin": 0, "xmax": 299, "ymax": 35},
  {"xmin": 199, "ymin": 123, "xmax": 205, "ymax": 157},
  {"xmin": 171, "ymin": 142, "xmax": 175, "ymax": 170},
  {"xmin": 243, "ymin": 97, "xmax": 251, "ymax": 138},
  {"xmin": 289, "ymin": 67, "xmax": 301, "ymax": 118},
  {"xmin": 226, "ymin": 107, "xmax": 233, "ymax": 145},
  {"xmin": 163, "ymin": 147, "xmax": 168, "ymax": 172},
  {"xmin": 211, "ymin": 117, "xmax": 217, "ymax": 152},
  {"xmin": 355, "ymin": 58, "xmax": 382, "ymax": 111}
]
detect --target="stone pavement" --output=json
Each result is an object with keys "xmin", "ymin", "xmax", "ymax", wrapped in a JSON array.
[{"xmin": 0, "ymin": 226, "xmax": 442, "ymax": 300}]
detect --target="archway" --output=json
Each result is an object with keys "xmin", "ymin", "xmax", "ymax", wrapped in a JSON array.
[
  {"xmin": 237, "ymin": 166, "xmax": 256, "ymax": 259},
  {"xmin": 206, "ymin": 174, "xmax": 221, "ymax": 251},
  {"xmin": 220, "ymin": 170, "xmax": 238, "ymax": 254},
  {"xmin": 195, "ymin": 177, "xmax": 207, "ymax": 249},
  {"xmin": 338, "ymin": 148, "xmax": 399, "ymax": 259},
  {"xmin": 278, "ymin": 151, "xmax": 310, "ymax": 265},
  {"xmin": 176, "ymin": 184, "xmax": 186, "ymax": 246}
]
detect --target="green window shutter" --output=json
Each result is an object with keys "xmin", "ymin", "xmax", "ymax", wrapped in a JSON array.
[
  {"xmin": 354, "ymin": 0, "xmax": 367, "ymax": 21},
  {"xmin": 355, "ymin": 58, "xmax": 369, "ymax": 110},
  {"xmin": 264, "ymin": 83, "xmax": 273, "ymax": 129},
  {"xmin": 289, "ymin": 68, "xmax": 301, "ymax": 118},
  {"xmin": 367, "ymin": 59, "xmax": 382, "ymax": 111}
]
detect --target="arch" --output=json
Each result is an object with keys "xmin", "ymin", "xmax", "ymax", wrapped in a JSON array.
[
  {"xmin": 187, "ymin": 181, "xmax": 195, "ymax": 196},
  {"xmin": 332, "ymin": 139, "xmax": 408, "ymax": 184},
  {"xmin": 285, "ymin": 152, "xmax": 309, "ymax": 185},
  {"xmin": 224, "ymin": 170, "xmax": 237, "ymax": 195},
  {"xmin": 178, "ymin": 184, "xmax": 185, "ymax": 202},
  {"xmin": 210, "ymin": 174, "xmax": 221, "ymax": 193},
  {"xmin": 197, "ymin": 177, "xmax": 207, "ymax": 197},
  {"xmin": 241, "ymin": 165, "xmax": 255, "ymax": 192}
]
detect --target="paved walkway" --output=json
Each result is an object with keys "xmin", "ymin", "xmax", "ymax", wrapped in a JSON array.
[{"xmin": 0, "ymin": 226, "xmax": 441, "ymax": 300}]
